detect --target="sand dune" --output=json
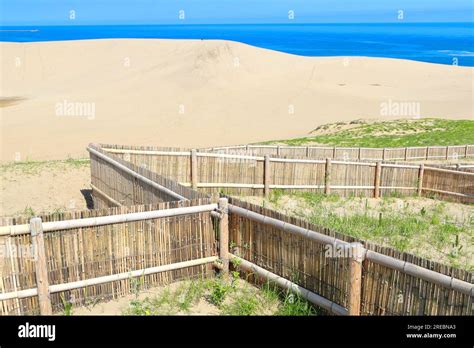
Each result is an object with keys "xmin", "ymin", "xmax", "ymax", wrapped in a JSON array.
[{"xmin": 0, "ymin": 39, "xmax": 472, "ymax": 161}]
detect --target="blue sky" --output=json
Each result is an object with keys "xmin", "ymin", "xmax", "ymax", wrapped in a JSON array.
[{"xmin": 1, "ymin": 0, "xmax": 473, "ymax": 25}]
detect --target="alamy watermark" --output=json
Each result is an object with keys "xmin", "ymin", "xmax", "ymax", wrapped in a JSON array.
[
  {"xmin": 324, "ymin": 242, "xmax": 364, "ymax": 259},
  {"xmin": 18, "ymin": 322, "xmax": 55, "ymax": 341},
  {"xmin": 380, "ymin": 99, "xmax": 420, "ymax": 119},
  {"xmin": 0, "ymin": 243, "xmax": 35, "ymax": 260},
  {"xmin": 55, "ymin": 100, "xmax": 96, "ymax": 120},
  {"xmin": 1, "ymin": 242, "xmax": 132, "ymax": 260},
  {"xmin": 397, "ymin": 10, "xmax": 404, "ymax": 20},
  {"xmin": 215, "ymin": 149, "xmax": 258, "ymax": 167},
  {"xmin": 288, "ymin": 104, "xmax": 295, "ymax": 115}
]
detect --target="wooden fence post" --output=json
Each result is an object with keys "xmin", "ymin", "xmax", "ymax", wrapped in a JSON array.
[
  {"xmin": 30, "ymin": 217, "xmax": 52, "ymax": 315},
  {"xmin": 417, "ymin": 164, "xmax": 424, "ymax": 197},
  {"xmin": 374, "ymin": 161, "xmax": 381, "ymax": 198},
  {"xmin": 324, "ymin": 158, "xmax": 331, "ymax": 195},
  {"xmin": 404, "ymin": 147, "xmax": 408, "ymax": 161},
  {"xmin": 348, "ymin": 243, "xmax": 363, "ymax": 315},
  {"xmin": 333, "ymin": 147, "xmax": 337, "ymax": 159},
  {"xmin": 358, "ymin": 148, "xmax": 362, "ymax": 160},
  {"xmin": 446, "ymin": 146, "xmax": 449, "ymax": 160},
  {"xmin": 465, "ymin": 145, "xmax": 469, "ymax": 158},
  {"xmin": 382, "ymin": 148, "xmax": 386, "ymax": 161},
  {"xmin": 426, "ymin": 146, "xmax": 430, "ymax": 160},
  {"xmin": 264, "ymin": 155, "xmax": 270, "ymax": 198},
  {"xmin": 277, "ymin": 146, "xmax": 281, "ymax": 157},
  {"xmin": 218, "ymin": 198, "xmax": 229, "ymax": 274},
  {"xmin": 191, "ymin": 149, "xmax": 198, "ymax": 190}
]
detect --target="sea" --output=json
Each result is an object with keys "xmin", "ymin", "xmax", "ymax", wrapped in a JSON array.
[{"xmin": 1, "ymin": 23, "xmax": 473, "ymax": 66}]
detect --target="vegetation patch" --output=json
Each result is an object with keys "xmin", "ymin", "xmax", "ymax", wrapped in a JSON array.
[
  {"xmin": 260, "ymin": 118, "xmax": 474, "ymax": 147},
  {"xmin": 120, "ymin": 268, "xmax": 319, "ymax": 316},
  {"xmin": 244, "ymin": 192, "xmax": 473, "ymax": 271}
]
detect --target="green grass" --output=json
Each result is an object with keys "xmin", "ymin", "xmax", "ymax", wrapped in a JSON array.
[
  {"xmin": 207, "ymin": 276, "xmax": 233, "ymax": 306},
  {"xmin": 22, "ymin": 206, "xmax": 36, "ymax": 218},
  {"xmin": 276, "ymin": 292, "xmax": 318, "ymax": 316},
  {"xmin": 269, "ymin": 188, "xmax": 285, "ymax": 206},
  {"xmin": 220, "ymin": 290, "xmax": 260, "ymax": 315},
  {"xmin": 260, "ymin": 119, "xmax": 474, "ymax": 147},
  {"xmin": 123, "ymin": 275, "xmax": 319, "ymax": 316},
  {"xmin": 124, "ymin": 279, "xmax": 208, "ymax": 315},
  {"xmin": 260, "ymin": 281, "xmax": 318, "ymax": 316},
  {"xmin": 60, "ymin": 294, "xmax": 74, "ymax": 316}
]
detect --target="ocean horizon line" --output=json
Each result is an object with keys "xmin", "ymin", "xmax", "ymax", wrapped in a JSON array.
[{"xmin": 1, "ymin": 22, "xmax": 472, "ymax": 66}]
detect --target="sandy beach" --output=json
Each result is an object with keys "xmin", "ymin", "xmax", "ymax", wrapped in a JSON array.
[{"xmin": 1, "ymin": 39, "xmax": 472, "ymax": 161}]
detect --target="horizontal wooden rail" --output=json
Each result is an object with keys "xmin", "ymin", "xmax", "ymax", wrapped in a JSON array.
[
  {"xmin": 422, "ymin": 188, "xmax": 474, "ymax": 198},
  {"xmin": 179, "ymin": 182, "xmax": 421, "ymax": 190},
  {"xmin": 448, "ymin": 164, "xmax": 474, "ymax": 168},
  {"xmin": 270, "ymin": 184, "xmax": 325, "ymax": 189},
  {"xmin": 196, "ymin": 152, "xmax": 265, "ymax": 161},
  {"xmin": 203, "ymin": 145, "xmax": 248, "ymax": 151},
  {"xmin": 0, "ymin": 204, "xmax": 218, "ymax": 236},
  {"xmin": 230, "ymin": 254, "xmax": 348, "ymax": 315},
  {"xmin": 0, "ymin": 256, "xmax": 218, "ymax": 301},
  {"xmin": 269, "ymin": 158, "xmax": 326, "ymax": 164},
  {"xmin": 425, "ymin": 166, "xmax": 474, "ymax": 176},
  {"xmin": 198, "ymin": 183, "xmax": 265, "ymax": 189},
  {"xmin": 87, "ymin": 146, "xmax": 188, "ymax": 201},
  {"xmin": 381, "ymin": 163, "xmax": 420, "ymax": 169},
  {"xmin": 228, "ymin": 204, "xmax": 474, "ymax": 296},
  {"xmin": 378, "ymin": 186, "xmax": 416, "ymax": 190},
  {"xmin": 101, "ymin": 148, "xmax": 191, "ymax": 156},
  {"xmin": 331, "ymin": 160, "xmax": 375, "ymax": 166},
  {"xmin": 405, "ymin": 156, "xmax": 431, "ymax": 160}
]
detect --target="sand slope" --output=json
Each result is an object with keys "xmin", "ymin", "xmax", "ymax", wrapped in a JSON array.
[
  {"xmin": 0, "ymin": 161, "xmax": 90, "ymax": 216},
  {"xmin": 1, "ymin": 39, "xmax": 472, "ymax": 161}
]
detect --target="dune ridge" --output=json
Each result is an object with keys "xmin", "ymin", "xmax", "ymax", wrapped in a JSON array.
[{"xmin": 1, "ymin": 39, "xmax": 472, "ymax": 161}]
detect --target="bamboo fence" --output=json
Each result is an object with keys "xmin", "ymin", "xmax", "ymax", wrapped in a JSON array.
[
  {"xmin": 99, "ymin": 144, "xmax": 474, "ymax": 203},
  {"xmin": 1, "ymin": 143, "xmax": 472, "ymax": 316},
  {"xmin": 227, "ymin": 197, "xmax": 473, "ymax": 315},
  {"xmin": 201, "ymin": 144, "xmax": 474, "ymax": 161},
  {"xmin": 85, "ymin": 148, "xmax": 473, "ymax": 315},
  {"xmin": 0, "ymin": 199, "xmax": 217, "ymax": 315}
]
